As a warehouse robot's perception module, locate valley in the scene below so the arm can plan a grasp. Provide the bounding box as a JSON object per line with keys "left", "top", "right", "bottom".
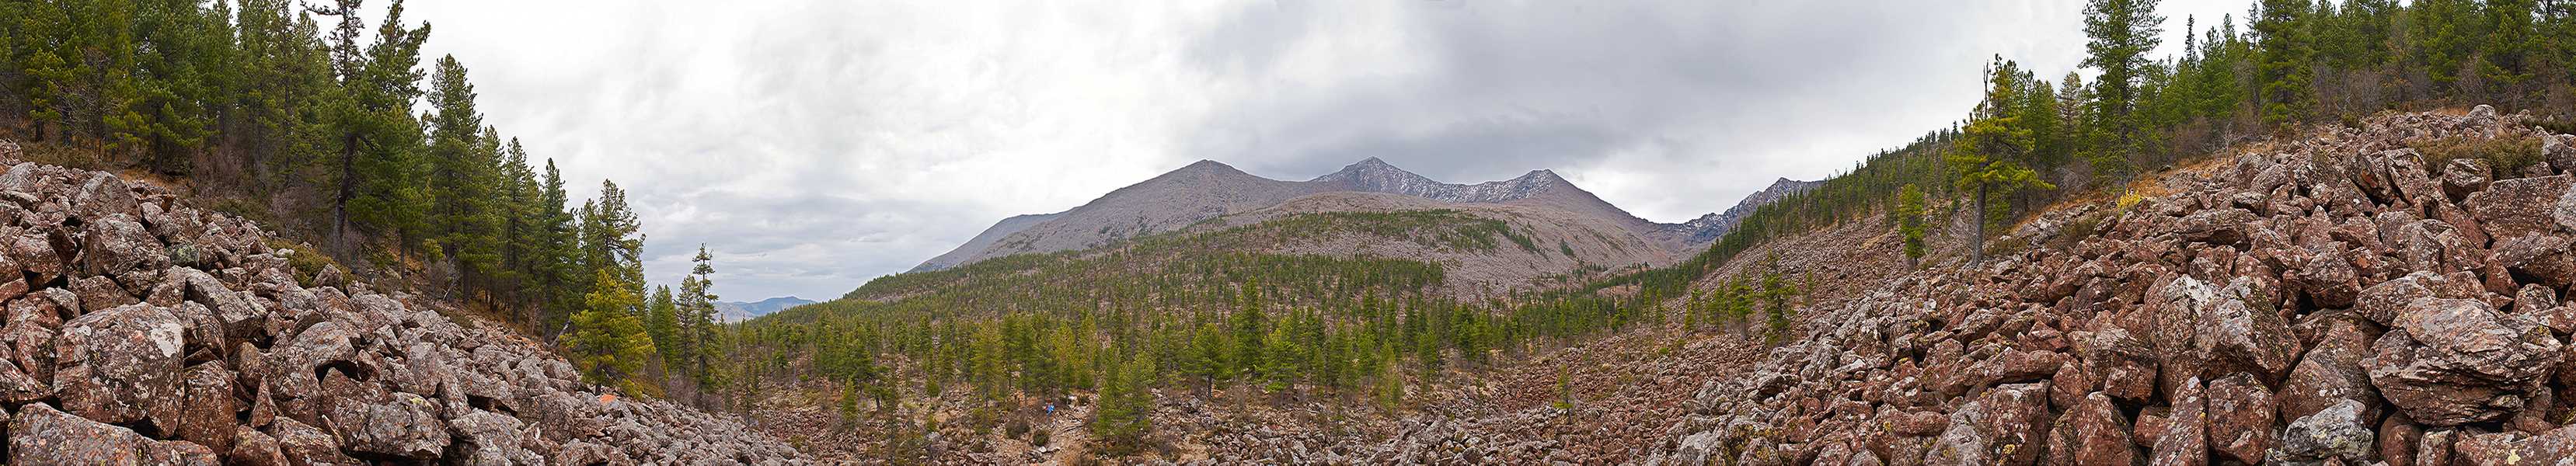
{"left": 3, "top": 0, "right": 2576, "bottom": 465}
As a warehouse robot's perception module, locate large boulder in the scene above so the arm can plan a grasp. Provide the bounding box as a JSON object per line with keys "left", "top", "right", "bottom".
{"left": 173, "top": 363, "right": 239, "bottom": 456}
{"left": 1921, "top": 383, "right": 2050, "bottom": 465}
{"left": 2278, "top": 318, "right": 2383, "bottom": 423}
{"left": 2152, "top": 276, "right": 2297, "bottom": 395}
{"left": 446, "top": 410, "right": 537, "bottom": 465}
{"left": 267, "top": 416, "right": 356, "bottom": 465}
{"left": 2063, "top": 392, "right": 2138, "bottom": 465}
{"left": 2355, "top": 271, "right": 2485, "bottom": 327}
{"left": 2205, "top": 374, "right": 2276, "bottom": 464}
{"left": 2265, "top": 399, "right": 2375, "bottom": 465}
{"left": 318, "top": 371, "right": 448, "bottom": 459}
{"left": 51, "top": 303, "right": 186, "bottom": 428}
{"left": 9, "top": 402, "right": 154, "bottom": 464}
{"left": 75, "top": 214, "right": 168, "bottom": 278}
{"left": 2366, "top": 297, "right": 2564, "bottom": 426}
{"left": 2466, "top": 174, "right": 2574, "bottom": 240}
{"left": 2150, "top": 377, "right": 2209, "bottom": 466}
{"left": 2494, "top": 234, "right": 2576, "bottom": 289}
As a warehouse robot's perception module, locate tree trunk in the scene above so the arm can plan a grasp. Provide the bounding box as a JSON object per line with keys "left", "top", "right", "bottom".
{"left": 1970, "top": 185, "right": 1988, "bottom": 265}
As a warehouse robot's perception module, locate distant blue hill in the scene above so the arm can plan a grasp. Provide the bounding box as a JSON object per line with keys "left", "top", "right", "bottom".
{"left": 713, "top": 297, "right": 816, "bottom": 322}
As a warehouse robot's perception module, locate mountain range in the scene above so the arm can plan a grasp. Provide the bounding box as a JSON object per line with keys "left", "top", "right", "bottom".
{"left": 713, "top": 296, "right": 816, "bottom": 322}
{"left": 911, "top": 158, "right": 1811, "bottom": 276}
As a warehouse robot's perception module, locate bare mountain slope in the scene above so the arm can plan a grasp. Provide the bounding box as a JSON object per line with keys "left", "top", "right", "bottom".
{"left": 908, "top": 212, "right": 1058, "bottom": 272}
{"left": 913, "top": 157, "right": 1799, "bottom": 273}
{"left": 1195, "top": 191, "right": 1677, "bottom": 293}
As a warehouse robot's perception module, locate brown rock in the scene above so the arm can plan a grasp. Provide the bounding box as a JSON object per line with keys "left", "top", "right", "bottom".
{"left": 2204, "top": 373, "right": 2274, "bottom": 464}
{"left": 2278, "top": 318, "right": 2383, "bottom": 423}
{"left": 1921, "top": 383, "right": 2050, "bottom": 465}
{"left": 2368, "top": 297, "right": 2564, "bottom": 426}
{"left": 2494, "top": 234, "right": 2576, "bottom": 289}
{"left": 2443, "top": 158, "right": 2493, "bottom": 200}
{"left": 318, "top": 370, "right": 448, "bottom": 459}
{"left": 2066, "top": 392, "right": 2137, "bottom": 466}
{"left": 227, "top": 426, "right": 288, "bottom": 466}
{"left": 2466, "top": 174, "right": 2573, "bottom": 240}
{"left": 2355, "top": 271, "right": 2484, "bottom": 326}
{"left": 145, "top": 440, "right": 221, "bottom": 466}
{"left": 51, "top": 303, "right": 185, "bottom": 428}
{"left": 267, "top": 417, "right": 355, "bottom": 466}
{"left": 75, "top": 214, "right": 168, "bottom": 278}
{"left": 2149, "top": 377, "right": 2207, "bottom": 466}
{"left": 174, "top": 362, "right": 237, "bottom": 456}
{"left": 8, "top": 402, "right": 153, "bottom": 464}
{"left": 2379, "top": 415, "right": 2422, "bottom": 466}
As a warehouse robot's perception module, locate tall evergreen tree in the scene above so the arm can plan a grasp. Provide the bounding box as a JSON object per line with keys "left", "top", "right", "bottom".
{"left": 1950, "top": 57, "right": 2056, "bottom": 264}
{"left": 646, "top": 284, "right": 681, "bottom": 367}
{"left": 681, "top": 245, "right": 723, "bottom": 388}
{"left": 424, "top": 54, "right": 503, "bottom": 300}
{"left": 2254, "top": 0, "right": 2316, "bottom": 127}
{"left": 2083, "top": 0, "right": 2165, "bottom": 175}
{"left": 570, "top": 270, "right": 654, "bottom": 391}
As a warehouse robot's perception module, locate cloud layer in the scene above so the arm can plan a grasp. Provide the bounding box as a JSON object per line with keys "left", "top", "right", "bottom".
{"left": 381, "top": 0, "right": 2247, "bottom": 301}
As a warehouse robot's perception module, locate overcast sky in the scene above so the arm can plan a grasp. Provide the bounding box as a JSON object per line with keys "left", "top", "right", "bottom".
{"left": 376, "top": 0, "right": 2247, "bottom": 301}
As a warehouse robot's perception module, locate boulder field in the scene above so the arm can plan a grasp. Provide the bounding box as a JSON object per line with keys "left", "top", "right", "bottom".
{"left": 1651, "top": 106, "right": 2576, "bottom": 465}
{"left": 0, "top": 155, "right": 806, "bottom": 464}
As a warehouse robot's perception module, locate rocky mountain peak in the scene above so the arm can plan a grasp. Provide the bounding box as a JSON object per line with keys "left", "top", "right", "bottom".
{"left": 1661, "top": 176, "right": 1821, "bottom": 245}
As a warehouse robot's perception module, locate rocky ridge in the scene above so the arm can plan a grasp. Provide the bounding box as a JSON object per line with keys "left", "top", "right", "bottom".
{"left": 912, "top": 158, "right": 1774, "bottom": 274}
{"left": 1647, "top": 106, "right": 2576, "bottom": 465}
{"left": 0, "top": 154, "right": 806, "bottom": 464}
{"left": 1307, "top": 157, "right": 1570, "bottom": 204}
{"left": 1664, "top": 177, "right": 1822, "bottom": 245}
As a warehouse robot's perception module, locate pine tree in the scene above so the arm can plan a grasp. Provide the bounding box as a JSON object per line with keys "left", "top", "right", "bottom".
{"left": 1950, "top": 57, "right": 2056, "bottom": 264}
{"left": 424, "top": 54, "right": 504, "bottom": 301}
{"left": 681, "top": 245, "right": 722, "bottom": 389}
{"left": 2083, "top": 0, "right": 2165, "bottom": 173}
{"left": 1260, "top": 321, "right": 1302, "bottom": 392}
{"left": 1894, "top": 184, "right": 1928, "bottom": 266}
{"left": 311, "top": 0, "right": 434, "bottom": 256}
{"left": 494, "top": 139, "right": 539, "bottom": 315}
{"left": 580, "top": 179, "right": 644, "bottom": 290}
{"left": 2254, "top": 0, "right": 2316, "bottom": 127}
{"left": 1090, "top": 358, "right": 1155, "bottom": 457}
{"left": 536, "top": 160, "right": 583, "bottom": 336}
{"left": 646, "top": 285, "right": 681, "bottom": 367}
{"left": 570, "top": 270, "right": 654, "bottom": 391}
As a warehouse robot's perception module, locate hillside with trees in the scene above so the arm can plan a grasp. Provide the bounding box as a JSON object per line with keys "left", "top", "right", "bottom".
{"left": 0, "top": 0, "right": 739, "bottom": 407}
{"left": 716, "top": 0, "right": 2576, "bottom": 462}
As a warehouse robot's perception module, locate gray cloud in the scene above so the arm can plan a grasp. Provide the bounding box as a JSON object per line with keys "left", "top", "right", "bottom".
{"left": 376, "top": 0, "right": 2248, "bottom": 301}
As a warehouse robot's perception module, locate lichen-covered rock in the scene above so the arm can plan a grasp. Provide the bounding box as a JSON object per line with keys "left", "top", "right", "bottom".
{"left": 2278, "top": 317, "right": 2383, "bottom": 423}
{"left": 51, "top": 303, "right": 185, "bottom": 428}
{"left": 9, "top": 402, "right": 152, "bottom": 464}
{"left": 226, "top": 426, "right": 288, "bottom": 466}
{"left": 173, "top": 363, "right": 238, "bottom": 457}
{"left": 2150, "top": 377, "right": 2208, "bottom": 466}
{"left": 2205, "top": 373, "right": 2275, "bottom": 464}
{"left": 1921, "top": 382, "right": 2049, "bottom": 466}
{"left": 2065, "top": 392, "right": 2138, "bottom": 466}
{"left": 2266, "top": 399, "right": 2373, "bottom": 465}
{"left": 2368, "top": 297, "right": 2563, "bottom": 426}
{"left": 2467, "top": 173, "right": 2574, "bottom": 239}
